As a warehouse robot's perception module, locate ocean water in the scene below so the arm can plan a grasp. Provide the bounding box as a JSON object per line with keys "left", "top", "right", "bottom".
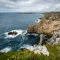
{"left": 0, "top": 13, "right": 41, "bottom": 52}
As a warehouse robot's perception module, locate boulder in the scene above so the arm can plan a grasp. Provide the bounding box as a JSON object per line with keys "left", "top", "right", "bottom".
{"left": 8, "top": 31, "right": 17, "bottom": 35}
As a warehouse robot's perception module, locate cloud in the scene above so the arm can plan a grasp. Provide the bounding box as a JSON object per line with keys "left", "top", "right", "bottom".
{"left": 0, "top": 0, "right": 60, "bottom": 12}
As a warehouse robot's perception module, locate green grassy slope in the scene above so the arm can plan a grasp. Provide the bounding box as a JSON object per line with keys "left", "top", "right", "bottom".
{"left": 0, "top": 44, "right": 60, "bottom": 60}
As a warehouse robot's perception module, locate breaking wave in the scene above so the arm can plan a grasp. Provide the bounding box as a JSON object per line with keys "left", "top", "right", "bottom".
{"left": 0, "top": 47, "right": 12, "bottom": 52}
{"left": 4, "top": 29, "right": 27, "bottom": 38}
{"left": 21, "top": 44, "right": 34, "bottom": 51}
{"left": 0, "top": 29, "right": 39, "bottom": 53}
{"left": 21, "top": 44, "right": 49, "bottom": 56}
{"left": 35, "top": 18, "right": 41, "bottom": 23}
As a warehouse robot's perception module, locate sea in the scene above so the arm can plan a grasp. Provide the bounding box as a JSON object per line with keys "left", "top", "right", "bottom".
{"left": 0, "top": 13, "right": 42, "bottom": 52}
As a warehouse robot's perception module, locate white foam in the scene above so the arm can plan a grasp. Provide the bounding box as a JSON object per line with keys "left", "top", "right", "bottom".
{"left": 35, "top": 19, "right": 41, "bottom": 23}
{"left": 21, "top": 44, "right": 49, "bottom": 56}
{"left": 0, "top": 47, "right": 11, "bottom": 53}
{"left": 21, "top": 44, "right": 34, "bottom": 51}
{"left": 27, "top": 33, "right": 38, "bottom": 36}
{"left": 4, "top": 29, "right": 27, "bottom": 38}
{"left": 33, "top": 45, "right": 49, "bottom": 56}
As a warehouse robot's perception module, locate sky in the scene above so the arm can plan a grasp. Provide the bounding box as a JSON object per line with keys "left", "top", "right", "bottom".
{"left": 0, "top": 0, "right": 60, "bottom": 12}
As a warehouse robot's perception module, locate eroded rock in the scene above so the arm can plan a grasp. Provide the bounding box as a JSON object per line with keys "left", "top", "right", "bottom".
{"left": 48, "top": 30, "right": 60, "bottom": 45}
{"left": 28, "top": 12, "right": 60, "bottom": 35}
{"left": 8, "top": 31, "right": 17, "bottom": 35}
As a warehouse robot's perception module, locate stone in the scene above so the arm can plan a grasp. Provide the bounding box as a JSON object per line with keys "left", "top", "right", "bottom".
{"left": 8, "top": 31, "right": 17, "bottom": 35}
{"left": 48, "top": 30, "right": 60, "bottom": 45}
{"left": 40, "top": 34, "right": 45, "bottom": 45}
{"left": 27, "top": 12, "right": 60, "bottom": 35}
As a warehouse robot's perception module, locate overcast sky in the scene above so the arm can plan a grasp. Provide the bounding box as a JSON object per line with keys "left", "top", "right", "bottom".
{"left": 0, "top": 0, "right": 60, "bottom": 12}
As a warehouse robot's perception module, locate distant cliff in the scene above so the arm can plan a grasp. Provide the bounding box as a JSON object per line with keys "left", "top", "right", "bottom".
{"left": 27, "top": 12, "right": 60, "bottom": 35}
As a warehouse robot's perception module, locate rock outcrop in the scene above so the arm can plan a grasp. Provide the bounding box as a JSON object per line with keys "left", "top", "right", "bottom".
{"left": 28, "top": 12, "right": 60, "bottom": 45}
{"left": 42, "top": 12, "right": 60, "bottom": 21}
{"left": 28, "top": 12, "right": 60, "bottom": 35}
{"left": 8, "top": 31, "right": 17, "bottom": 35}
{"left": 48, "top": 30, "right": 60, "bottom": 45}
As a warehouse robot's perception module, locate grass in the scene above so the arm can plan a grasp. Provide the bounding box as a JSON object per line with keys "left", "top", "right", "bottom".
{"left": 0, "top": 44, "right": 60, "bottom": 60}
{"left": 46, "top": 44, "right": 60, "bottom": 60}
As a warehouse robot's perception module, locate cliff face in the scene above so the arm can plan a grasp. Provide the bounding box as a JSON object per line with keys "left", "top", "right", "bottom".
{"left": 48, "top": 30, "right": 60, "bottom": 45}
{"left": 28, "top": 12, "right": 60, "bottom": 35}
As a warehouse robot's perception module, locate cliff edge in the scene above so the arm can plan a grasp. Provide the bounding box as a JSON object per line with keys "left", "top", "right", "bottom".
{"left": 27, "top": 12, "right": 60, "bottom": 35}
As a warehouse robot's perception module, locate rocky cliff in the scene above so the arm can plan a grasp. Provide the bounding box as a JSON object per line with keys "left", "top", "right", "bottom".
{"left": 28, "top": 12, "right": 60, "bottom": 35}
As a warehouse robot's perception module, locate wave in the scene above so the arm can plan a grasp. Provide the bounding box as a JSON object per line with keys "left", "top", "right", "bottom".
{"left": 0, "top": 47, "right": 12, "bottom": 52}
{"left": 20, "top": 44, "right": 49, "bottom": 56}
{"left": 27, "top": 33, "right": 38, "bottom": 36}
{"left": 0, "top": 44, "right": 49, "bottom": 56}
{"left": 35, "top": 18, "right": 41, "bottom": 23}
{"left": 21, "top": 44, "right": 34, "bottom": 51}
{"left": 4, "top": 29, "right": 27, "bottom": 39}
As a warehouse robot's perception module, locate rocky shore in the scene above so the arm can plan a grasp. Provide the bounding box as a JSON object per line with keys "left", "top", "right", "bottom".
{"left": 0, "top": 12, "right": 60, "bottom": 60}
{"left": 27, "top": 12, "right": 60, "bottom": 45}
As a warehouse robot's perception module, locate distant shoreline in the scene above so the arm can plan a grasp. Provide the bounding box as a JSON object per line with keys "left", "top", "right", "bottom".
{"left": 0, "top": 11, "right": 60, "bottom": 14}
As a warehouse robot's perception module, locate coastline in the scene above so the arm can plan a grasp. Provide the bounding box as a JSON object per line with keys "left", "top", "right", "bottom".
{"left": 0, "top": 12, "right": 60, "bottom": 60}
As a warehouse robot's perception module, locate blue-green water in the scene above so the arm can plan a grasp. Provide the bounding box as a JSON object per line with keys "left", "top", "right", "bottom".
{"left": 0, "top": 13, "right": 41, "bottom": 52}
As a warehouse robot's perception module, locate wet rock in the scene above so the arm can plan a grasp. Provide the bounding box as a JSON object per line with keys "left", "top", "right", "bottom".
{"left": 8, "top": 31, "right": 17, "bottom": 35}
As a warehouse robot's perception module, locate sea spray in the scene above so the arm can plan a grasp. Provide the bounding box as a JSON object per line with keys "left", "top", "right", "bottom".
{"left": 4, "top": 29, "right": 27, "bottom": 38}
{"left": 21, "top": 44, "right": 49, "bottom": 56}
{"left": 0, "top": 47, "right": 11, "bottom": 52}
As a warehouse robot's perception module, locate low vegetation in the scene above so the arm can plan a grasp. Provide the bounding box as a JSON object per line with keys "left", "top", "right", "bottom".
{"left": 0, "top": 44, "right": 60, "bottom": 60}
